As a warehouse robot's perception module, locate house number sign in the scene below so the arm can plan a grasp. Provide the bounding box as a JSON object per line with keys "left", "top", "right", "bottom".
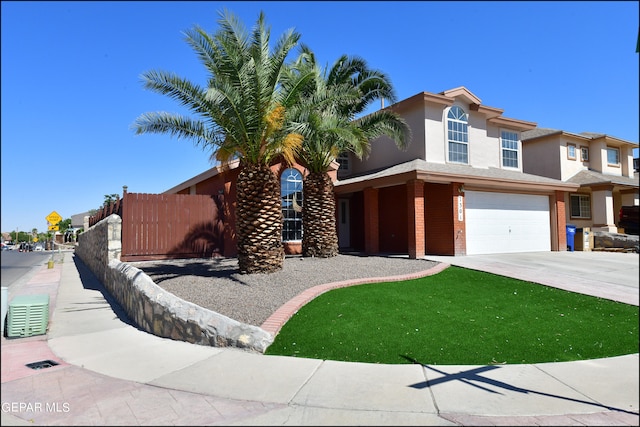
{"left": 458, "top": 196, "right": 463, "bottom": 222}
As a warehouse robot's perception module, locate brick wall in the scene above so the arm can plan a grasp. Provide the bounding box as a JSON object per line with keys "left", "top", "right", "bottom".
{"left": 363, "top": 187, "right": 379, "bottom": 254}
{"left": 424, "top": 183, "right": 455, "bottom": 255}
{"left": 379, "top": 185, "right": 408, "bottom": 253}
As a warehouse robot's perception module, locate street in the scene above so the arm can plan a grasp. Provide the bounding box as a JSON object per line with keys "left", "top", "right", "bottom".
{"left": 1, "top": 250, "right": 51, "bottom": 294}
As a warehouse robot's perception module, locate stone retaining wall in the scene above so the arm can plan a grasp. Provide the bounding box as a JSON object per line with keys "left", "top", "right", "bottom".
{"left": 593, "top": 231, "right": 639, "bottom": 252}
{"left": 76, "top": 214, "right": 273, "bottom": 353}
{"left": 76, "top": 214, "right": 121, "bottom": 285}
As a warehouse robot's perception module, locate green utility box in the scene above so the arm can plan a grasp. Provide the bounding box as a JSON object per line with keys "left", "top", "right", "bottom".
{"left": 7, "top": 294, "right": 50, "bottom": 338}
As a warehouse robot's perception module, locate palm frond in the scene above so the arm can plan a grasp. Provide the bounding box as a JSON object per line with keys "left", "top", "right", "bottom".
{"left": 132, "top": 111, "right": 221, "bottom": 148}
{"left": 286, "top": 46, "right": 408, "bottom": 173}
{"left": 353, "top": 110, "right": 411, "bottom": 151}
{"left": 140, "top": 70, "right": 211, "bottom": 117}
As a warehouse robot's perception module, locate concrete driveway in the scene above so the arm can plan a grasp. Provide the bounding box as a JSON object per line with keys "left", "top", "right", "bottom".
{"left": 423, "top": 251, "right": 639, "bottom": 306}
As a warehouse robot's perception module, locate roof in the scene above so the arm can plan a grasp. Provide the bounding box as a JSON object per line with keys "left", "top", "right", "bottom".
{"left": 567, "top": 169, "right": 639, "bottom": 188}
{"left": 163, "top": 158, "right": 341, "bottom": 195}
{"left": 387, "top": 87, "right": 536, "bottom": 131}
{"left": 164, "top": 159, "right": 241, "bottom": 194}
{"left": 71, "top": 212, "right": 91, "bottom": 229}
{"left": 521, "top": 128, "right": 563, "bottom": 139}
{"left": 522, "top": 128, "right": 638, "bottom": 147}
{"left": 579, "top": 132, "right": 606, "bottom": 138}
{"left": 334, "top": 158, "right": 578, "bottom": 193}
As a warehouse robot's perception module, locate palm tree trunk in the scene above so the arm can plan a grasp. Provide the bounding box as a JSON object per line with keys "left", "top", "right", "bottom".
{"left": 236, "top": 163, "right": 284, "bottom": 273}
{"left": 302, "top": 172, "right": 339, "bottom": 257}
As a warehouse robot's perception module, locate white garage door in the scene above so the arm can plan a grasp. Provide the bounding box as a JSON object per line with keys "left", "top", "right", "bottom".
{"left": 465, "top": 191, "right": 551, "bottom": 255}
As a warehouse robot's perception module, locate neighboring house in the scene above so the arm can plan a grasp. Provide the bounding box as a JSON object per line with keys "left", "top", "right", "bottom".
{"left": 60, "top": 211, "right": 91, "bottom": 241}
{"left": 521, "top": 129, "right": 639, "bottom": 233}
{"left": 334, "top": 87, "right": 578, "bottom": 257}
{"left": 71, "top": 212, "right": 90, "bottom": 230}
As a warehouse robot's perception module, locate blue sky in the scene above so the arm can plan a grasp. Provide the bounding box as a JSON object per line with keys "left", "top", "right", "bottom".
{"left": 2, "top": 1, "right": 638, "bottom": 234}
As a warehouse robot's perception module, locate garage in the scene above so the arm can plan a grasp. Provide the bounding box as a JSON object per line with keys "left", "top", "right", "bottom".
{"left": 465, "top": 191, "right": 551, "bottom": 255}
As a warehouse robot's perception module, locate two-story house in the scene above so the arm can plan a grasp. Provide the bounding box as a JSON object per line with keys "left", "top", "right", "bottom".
{"left": 521, "top": 129, "right": 639, "bottom": 233}
{"left": 334, "top": 87, "right": 578, "bottom": 257}
{"left": 160, "top": 86, "right": 585, "bottom": 259}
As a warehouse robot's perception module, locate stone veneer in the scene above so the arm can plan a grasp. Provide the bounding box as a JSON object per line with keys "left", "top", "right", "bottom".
{"left": 76, "top": 214, "right": 273, "bottom": 353}
{"left": 593, "top": 231, "right": 639, "bottom": 252}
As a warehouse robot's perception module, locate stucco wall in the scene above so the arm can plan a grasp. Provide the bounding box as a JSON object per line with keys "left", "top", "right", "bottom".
{"left": 351, "top": 106, "right": 426, "bottom": 175}
{"left": 76, "top": 214, "right": 273, "bottom": 353}
{"left": 352, "top": 98, "right": 528, "bottom": 176}
{"left": 621, "top": 146, "right": 635, "bottom": 178}
{"left": 467, "top": 106, "right": 496, "bottom": 169}
{"left": 424, "top": 103, "right": 447, "bottom": 164}
{"left": 562, "top": 139, "right": 589, "bottom": 180}
{"left": 522, "top": 137, "right": 562, "bottom": 180}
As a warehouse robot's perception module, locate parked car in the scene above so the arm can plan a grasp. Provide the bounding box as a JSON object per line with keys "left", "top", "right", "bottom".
{"left": 18, "top": 242, "right": 33, "bottom": 252}
{"left": 34, "top": 243, "right": 44, "bottom": 251}
{"left": 619, "top": 205, "right": 639, "bottom": 235}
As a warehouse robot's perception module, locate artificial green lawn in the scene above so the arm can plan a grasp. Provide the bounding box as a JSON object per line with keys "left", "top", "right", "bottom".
{"left": 265, "top": 266, "right": 639, "bottom": 365}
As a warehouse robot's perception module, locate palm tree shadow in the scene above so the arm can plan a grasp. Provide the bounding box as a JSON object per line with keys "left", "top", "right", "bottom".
{"left": 130, "top": 258, "right": 252, "bottom": 287}
{"left": 400, "top": 355, "right": 638, "bottom": 416}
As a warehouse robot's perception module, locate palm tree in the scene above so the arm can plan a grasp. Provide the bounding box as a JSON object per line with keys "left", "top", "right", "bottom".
{"left": 290, "top": 46, "right": 411, "bottom": 257}
{"left": 132, "top": 9, "right": 308, "bottom": 273}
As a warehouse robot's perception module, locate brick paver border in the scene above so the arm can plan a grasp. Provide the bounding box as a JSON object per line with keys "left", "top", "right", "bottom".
{"left": 260, "top": 262, "right": 451, "bottom": 336}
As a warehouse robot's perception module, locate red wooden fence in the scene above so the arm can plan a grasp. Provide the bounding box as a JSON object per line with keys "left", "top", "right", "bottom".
{"left": 89, "top": 197, "right": 123, "bottom": 227}
{"left": 89, "top": 192, "right": 226, "bottom": 262}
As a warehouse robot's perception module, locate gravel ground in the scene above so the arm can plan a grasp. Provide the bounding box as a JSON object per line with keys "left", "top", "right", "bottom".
{"left": 130, "top": 254, "right": 440, "bottom": 327}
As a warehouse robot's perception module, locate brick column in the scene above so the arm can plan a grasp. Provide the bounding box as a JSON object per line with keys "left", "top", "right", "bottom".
{"left": 453, "top": 183, "right": 466, "bottom": 255}
{"left": 407, "top": 180, "right": 425, "bottom": 259}
{"left": 363, "top": 187, "right": 379, "bottom": 255}
{"left": 555, "top": 190, "right": 566, "bottom": 251}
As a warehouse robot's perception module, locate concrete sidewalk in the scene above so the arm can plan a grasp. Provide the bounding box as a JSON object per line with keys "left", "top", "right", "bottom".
{"left": 1, "top": 251, "right": 638, "bottom": 426}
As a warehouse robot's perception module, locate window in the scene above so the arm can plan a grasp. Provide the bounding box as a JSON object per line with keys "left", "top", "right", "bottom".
{"left": 567, "top": 144, "right": 576, "bottom": 160}
{"left": 281, "top": 168, "right": 303, "bottom": 241}
{"left": 337, "top": 152, "right": 350, "bottom": 172}
{"left": 580, "top": 146, "right": 589, "bottom": 162}
{"left": 570, "top": 194, "right": 591, "bottom": 219}
{"left": 501, "top": 131, "right": 519, "bottom": 168}
{"left": 447, "top": 106, "right": 468, "bottom": 164}
{"left": 606, "top": 147, "right": 619, "bottom": 165}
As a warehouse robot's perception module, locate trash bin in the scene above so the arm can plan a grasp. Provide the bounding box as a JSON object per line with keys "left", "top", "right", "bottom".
{"left": 575, "top": 227, "right": 593, "bottom": 251}
{"left": 566, "top": 224, "right": 576, "bottom": 252}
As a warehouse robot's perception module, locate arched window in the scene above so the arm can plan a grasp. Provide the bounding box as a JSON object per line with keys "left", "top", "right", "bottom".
{"left": 281, "top": 168, "right": 303, "bottom": 241}
{"left": 447, "top": 106, "right": 468, "bottom": 164}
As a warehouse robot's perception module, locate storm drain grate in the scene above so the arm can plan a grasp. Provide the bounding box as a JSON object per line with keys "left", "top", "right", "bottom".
{"left": 26, "top": 360, "right": 59, "bottom": 370}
